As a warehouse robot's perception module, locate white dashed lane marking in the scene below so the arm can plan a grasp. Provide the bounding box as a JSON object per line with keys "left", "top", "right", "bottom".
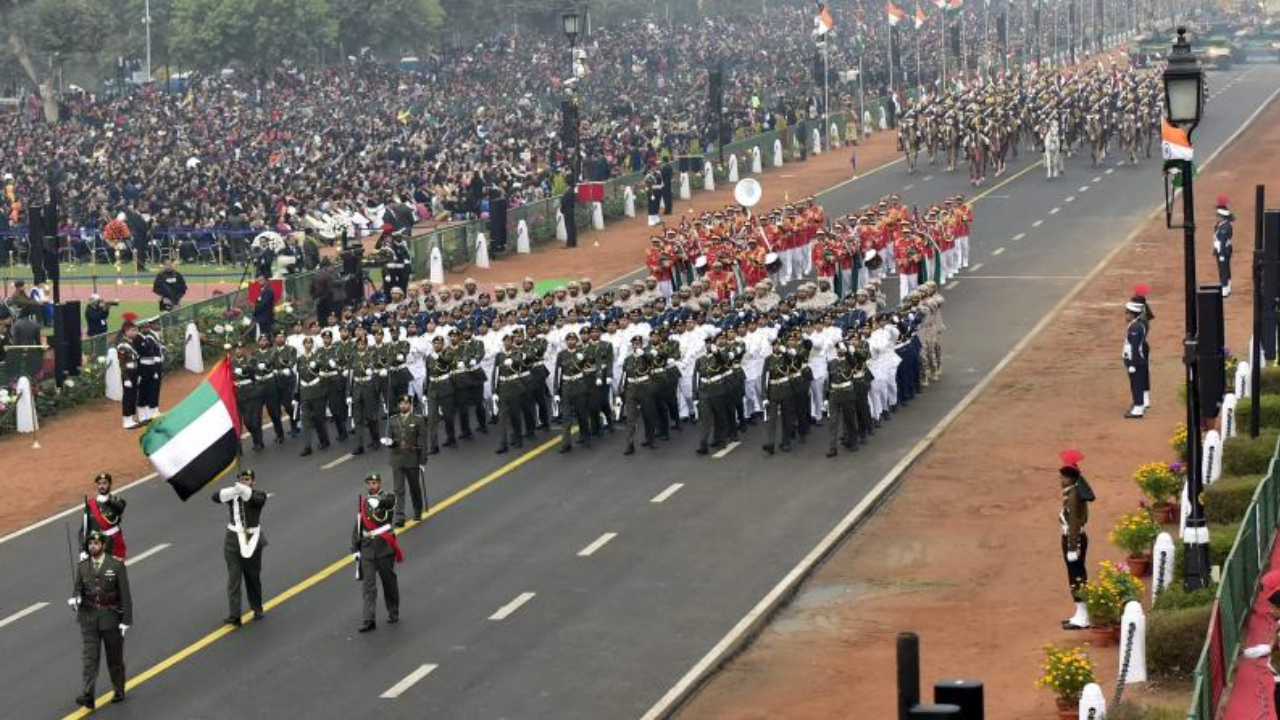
{"left": 992, "top": 247, "right": 1006, "bottom": 256}
{"left": 713, "top": 441, "right": 741, "bottom": 458}
{"left": 0, "top": 602, "right": 48, "bottom": 629}
{"left": 1049, "top": 207, "right": 1060, "bottom": 215}
{"left": 1012, "top": 233, "right": 1026, "bottom": 241}
{"left": 380, "top": 664, "right": 439, "bottom": 699}
{"left": 969, "top": 263, "right": 985, "bottom": 272}
{"left": 125, "top": 543, "right": 171, "bottom": 567}
{"left": 489, "top": 592, "right": 536, "bottom": 621}
{"left": 1032, "top": 219, "right": 1044, "bottom": 227}
{"left": 577, "top": 533, "right": 618, "bottom": 557}
{"left": 321, "top": 454, "right": 354, "bottom": 470}
{"left": 651, "top": 483, "right": 685, "bottom": 503}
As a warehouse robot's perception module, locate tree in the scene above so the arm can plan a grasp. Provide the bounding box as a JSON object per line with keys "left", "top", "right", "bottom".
{"left": 334, "top": 0, "right": 444, "bottom": 58}
{"left": 169, "top": 0, "right": 337, "bottom": 71}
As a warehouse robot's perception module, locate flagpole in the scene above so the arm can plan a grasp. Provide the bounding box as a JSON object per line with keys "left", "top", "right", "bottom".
{"left": 983, "top": 0, "right": 990, "bottom": 79}
{"left": 888, "top": 24, "right": 896, "bottom": 101}
{"left": 823, "top": 38, "right": 830, "bottom": 149}
{"left": 916, "top": 24, "right": 922, "bottom": 90}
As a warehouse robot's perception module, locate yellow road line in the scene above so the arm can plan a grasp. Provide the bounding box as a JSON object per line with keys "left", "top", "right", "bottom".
{"left": 63, "top": 435, "right": 562, "bottom": 719}
{"left": 970, "top": 160, "right": 1044, "bottom": 205}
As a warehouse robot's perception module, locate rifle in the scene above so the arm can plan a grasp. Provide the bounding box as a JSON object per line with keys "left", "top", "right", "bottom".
{"left": 64, "top": 521, "right": 78, "bottom": 611}
{"left": 353, "top": 496, "right": 363, "bottom": 581}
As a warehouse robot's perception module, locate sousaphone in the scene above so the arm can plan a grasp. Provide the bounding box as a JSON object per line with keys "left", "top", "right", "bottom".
{"left": 734, "top": 178, "right": 762, "bottom": 208}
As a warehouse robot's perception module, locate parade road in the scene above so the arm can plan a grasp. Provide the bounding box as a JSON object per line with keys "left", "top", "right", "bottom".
{"left": 3, "top": 64, "right": 1277, "bottom": 720}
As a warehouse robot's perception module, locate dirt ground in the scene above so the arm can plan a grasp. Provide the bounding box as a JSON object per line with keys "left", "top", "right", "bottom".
{"left": 679, "top": 92, "right": 1280, "bottom": 720}
{"left": 0, "top": 130, "right": 904, "bottom": 538}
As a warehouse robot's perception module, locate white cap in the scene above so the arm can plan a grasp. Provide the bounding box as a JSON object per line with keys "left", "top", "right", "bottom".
{"left": 1125, "top": 301, "right": 1145, "bottom": 313}
{"left": 1217, "top": 207, "right": 1231, "bottom": 217}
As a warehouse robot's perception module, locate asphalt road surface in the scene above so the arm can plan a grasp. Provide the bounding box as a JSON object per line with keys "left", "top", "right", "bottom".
{"left": 3, "top": 64, "right": 1278, "bottom": 720}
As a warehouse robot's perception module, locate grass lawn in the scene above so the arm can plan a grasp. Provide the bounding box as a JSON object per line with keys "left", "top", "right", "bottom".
{"left": 1, "top": 261, "right": 247, "bottom": 286}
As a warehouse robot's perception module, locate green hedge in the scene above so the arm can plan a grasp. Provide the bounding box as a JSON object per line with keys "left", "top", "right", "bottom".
{"left": 1262, "top": 366, "right": 1280, "bottom": 394}
{"left": 1205, "top": 474, "right": 1264, "bottom": 525}
{"left": 1152, "top": 583, "right": 1218, "bottom": 611}
{"left": 1234, "top": 395, "right": 1280, "bottom": 428}
{"left": 1147, "top": 604, "right": 1214, "bottom": 680}
{"left": 1223, "top": 429, "right": 1280, "bottom": 476}
{"left": 1209, "top": 521, "right": 1241, "bottom": 567}
{"left": 1107, "top": 703, "right": 1191, "bottom": 720}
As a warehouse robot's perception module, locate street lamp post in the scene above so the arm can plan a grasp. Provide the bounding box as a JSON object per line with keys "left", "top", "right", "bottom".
{"left": 143, "top": 0, "right": 153, "bottom": 83}
{"left": 562, "top": 10, "right": 582, "bottom": 183}
{"left": 1162, "top": 26, "right": 1209, "bottom": 591}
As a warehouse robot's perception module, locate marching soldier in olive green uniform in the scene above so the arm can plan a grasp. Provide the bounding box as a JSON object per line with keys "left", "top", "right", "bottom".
{"left": 761, "top": 341, "right": 798, "bottom": 455}
{"left": 317, "top": 330, "right": 351, "bottom": 442}
{"left": 272, "top": 330, "right": 300, "bottom": 437}
{"left": 385, "top": 329, "right": 413, "bottom": 414}
{"left": 81, "top": 472, "right": 127, "bottom": 560}
{"left": 385, "top": 395, "right": 429, "bottom": 526}
{"left": 350, "top": 336, "right": 385, "bottom": 455}
{"left": 825, "top": 342, "right": 865, "bottom": 457}
{"left": 453, "top": 328, "right": 489, "bottom": 438}
{"left": 425, "top": 336, "right": 458, "bottom": 452}
{"left": 651, "top": 328, "right": 682, "bottom": 439}
{"left": 232, "top": 342, "right": 266, "bottom": 452}
{"left": 212, "top": 469, "right": 267, "bottom": 625}
{"left": 492, "top": 334, "right": 527, "bottom": 454}
{"left": 297, "top": 336, "right": 332, "bottom": 456}
{"left": 251, "top": 334, "right": 286, "bottom": 445}
{"left": 621, "top": 335, "right": 660, "bottom": 455}
{"left": 555, "top": 332, "right": 595, "bottom": 453}
{"left": 588, "top": 326, "right": 615, "bottom": 434}
{"left": 694, "top": 338, "right": 728, "bottom": 454}
{"left": 352, "top": 473, "right": 402, "bottom": 632}
{"left": 71, "top": 530, "right": 133, "bottom": 709}
{"left": 523, "top": 328, "right": 553, "bottom": 429}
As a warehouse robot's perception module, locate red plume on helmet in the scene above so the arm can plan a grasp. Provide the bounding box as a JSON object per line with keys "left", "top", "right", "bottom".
{"left": 1133, "top": 283, "right": 1150, "bottom": 298}
{"left": 122, "top": 311, "right": 139, "bottom": 323}
{"left": 1059, "top": 449, "right": 1084, "bottom": 472}
{"left": 1216, "top": 194, "right": 1229, "bottom": 208}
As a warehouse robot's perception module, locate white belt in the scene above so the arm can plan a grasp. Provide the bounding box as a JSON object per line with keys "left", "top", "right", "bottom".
{"left": 386, "top": 263, "right": 405, "bottom": 269}
{"left": 562, "top": 373, "right": 583, "bottom": 381}
{"left": 300, "top": 379, "right": 320, "bottom": 387}
{"left": 228, "top": 524, "right": 260, "bottom": 533}
{"left": 363, "top": 523, "right": 392, "bottom": 539}
{"left": 832, "top": 381, "right": 853, "bottom": 389}
{"left": 235, "top": 381, "right": 253, "bottom": 387}
{"left": 140, "top": 358, "right": 160, "bottom": 365}
{"left": 100, "top": 525, "right": 120, "bottom": 537}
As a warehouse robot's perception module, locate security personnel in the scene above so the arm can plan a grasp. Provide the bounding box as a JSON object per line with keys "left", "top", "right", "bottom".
{"left": 384, "top": 395, "right": 428, "bottom": 526}
{"left": 555, "top": 332, "right": 594, "bottom": 453}
{"left": 350, "top": 336, "right": 385, "bottom": 455}
{"left": 352, "top": 473, "right": 402, "bottom": 633}
{"left": 1058, "top": 449, "right": 1094, "bottom": 630}
{"left": 425, "top": 335, "right": 458, "bottom": 452}
{"left": 117, "top": 321, "right": 142, "bottom": 429}
{"left": 251, "top": 334, "right": 285, "bottom": 444}
{"left": 70, "top": 530, "right": 133, "bottom": 709}
{"left": 272, "top": 330, "right": 300, "bottom": 437}
{"left": 1123, "top": 295, "right": 1149, "bottom": 419}
{"left": 621, "top": 335, "right": 659, "bottom": 455}
{"left": 297, "top": 336, "right": 331, "bottom": 456}
{"left": 492, "top": 334, "right": 527, "bottom": 454}
{"left": 212, "top": 469, "right": 267, "bottom": 625}
{"left": 81, "top": 472, "right": 127, "bottom": 560}
{"left": 232, "top": 342, "right": 266, "bottom": 451}
{"left": 1213, "top": 195, "right": 1233, "bottom": 297}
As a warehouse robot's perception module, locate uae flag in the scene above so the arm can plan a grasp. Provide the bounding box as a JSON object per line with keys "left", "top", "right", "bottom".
{"left": 141, "top": 359, "right": 241, "bottom": 501}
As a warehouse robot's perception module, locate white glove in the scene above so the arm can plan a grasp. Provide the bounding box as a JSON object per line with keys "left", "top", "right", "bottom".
{"left": 67, "top": 597, "right": 80, "bottom": 610}
{"left": 365, "top": 369, "right": 374, "bottom": 378}
{"left": 257, "top": 363, "right": 267, "bottom": 370}
{"left": 79, "top": 551, "right": 88, "bottom": 561}
{"left": 309, "top": 361, "right": 318, "bottom": 370}
{"left": 456, "top": 361, "right": 465, "bottom": 370}
{"left": 237, "top": 483, "right": 252, "bottom": 499}
{"left": 282, "top": 368, "right": 292, "bottom": 376}
{"left": 329, "top": 359, "right": 338, "bottom": 368}
{"left": 504, "top": 358, "right": 513, "bottom": 367}
{"left": 1066, "top": 551, "right": 1079, "bottom": 562}
{"left": 380, "top": 437, "right": 394, "bottom": 447}
{"left": 234, "top": 368, "right": 243, "bottom": 376}
{"left": 1244, "top": 644, "right": 1272, "bottom": 659}
{"left": 123, "top": 380, "right": 133, "bottom": 388}
{"left": 118, "top": 624, "right": 129, "bottom": 637}
{"left": 596, "top": 378, "right": 603, "bottom": 386}
{"left": 352, "top": 552, "right": 360, "bottom": 563}
{"left": 368, "top": 498, "right": 380, "bottom": 509}
{"left": 1127, "top": 366, "right": 1136, "bottom": 374}
{"left": 96, "top": 494, "right": 110, "bottom": 503}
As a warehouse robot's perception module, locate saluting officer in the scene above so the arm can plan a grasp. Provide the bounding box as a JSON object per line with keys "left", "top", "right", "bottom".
{"left": 1123, "top": 294, "right": 1149, "bottom": 419}
{"left": 384, "top": 394, "right": 429, "bottom": 526}
{"left": 352, "top": 473, "right": 403, "bottom": 633}
{"left": 81, "top": 472, "right": 127, "bottom": 560}
{"left": 212, "top": 469, "right": 267, "bottom": 625}
{"left": 70, "top": 530, "right": 133, "bottom": 709}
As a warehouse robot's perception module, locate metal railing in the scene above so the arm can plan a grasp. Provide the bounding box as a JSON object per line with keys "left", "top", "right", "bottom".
{"left": 1188, "top": 433, "right": 1280, "bottom": 718}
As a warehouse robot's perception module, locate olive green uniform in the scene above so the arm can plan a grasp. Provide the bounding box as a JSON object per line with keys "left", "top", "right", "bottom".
{"left": 73, "top": 554, "right": 133, "bottom": 701}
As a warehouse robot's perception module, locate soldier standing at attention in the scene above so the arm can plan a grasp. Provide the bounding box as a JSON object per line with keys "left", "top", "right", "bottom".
{"left": 81, "top": 472, "right": 127, "bottom": 560}
{"left": 1123, "top": 294, "right": 1149, "bottom": 419}
{"left": 212, "top": 469, "right": 267, "bottom": 626}
{"left": 135, "top": 320, "right": 164, "bottom": 423}
{"left": 1058, "top": 449, "right": 1094, "bottom": 630}
{"left": 385, "top": 395, "right": 429, "bottom": 526}
{"left": 1213, "top": 194, "right": 1234, "bottom": 298}
{"left": 352, "top": 473, "right": 402, "bottom": 633}
{"left": 297, "top": 336, "right": 331, "bottom": 456}
{"left": 232, "top": 342, "right": 266, "bottom": 452}
{"left": 117, "top": 320, "right": 142, "bottom": 429}
{"left": 70, "top": 530, "right": 133, "bottom": 709}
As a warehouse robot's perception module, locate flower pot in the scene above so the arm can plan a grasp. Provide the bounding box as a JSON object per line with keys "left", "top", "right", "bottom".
{"left": 1127, "top": 553, "right": 1152, "bottom": 577}
{"left": 1088, "top": 624, "right": 1113, "bottom": 647}
{"left": 1112, "top": 623, "right": 1123, "bottom": 642}
{"left": 1154, "top": 501, "right": 1179, "bottom": 524}
{"left": 1056, "top": 697, "right": 1078, "bottom": 719}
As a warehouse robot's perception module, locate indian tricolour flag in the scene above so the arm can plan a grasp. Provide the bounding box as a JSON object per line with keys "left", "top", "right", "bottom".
{"left": 141, "top": 359, "right": 241, "bottom": 501}
{"left": 1161, "top": 120, "right": 1193, "bottom": 161}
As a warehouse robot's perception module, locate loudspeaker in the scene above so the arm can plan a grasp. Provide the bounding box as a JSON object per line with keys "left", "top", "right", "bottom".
{"left": 934, "top": 679, "right": 984, "bottom": 720}
{"left": 1262, "top": 209, "right": 1280, "bottom": 360}
{"left": 488, "top": 196, "right": 508, "bottom": 252}
{"left": 949, "top": 24, "right": 961, "bottom": 57}
{"left": 1197, "top": 284, "right": 1225, "bottom": 419}
{"left": 54, "top": 300, "right": 83, "bottom": 380}
{"left": 560, "top": 100, "right": 579, "bottom": 148}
